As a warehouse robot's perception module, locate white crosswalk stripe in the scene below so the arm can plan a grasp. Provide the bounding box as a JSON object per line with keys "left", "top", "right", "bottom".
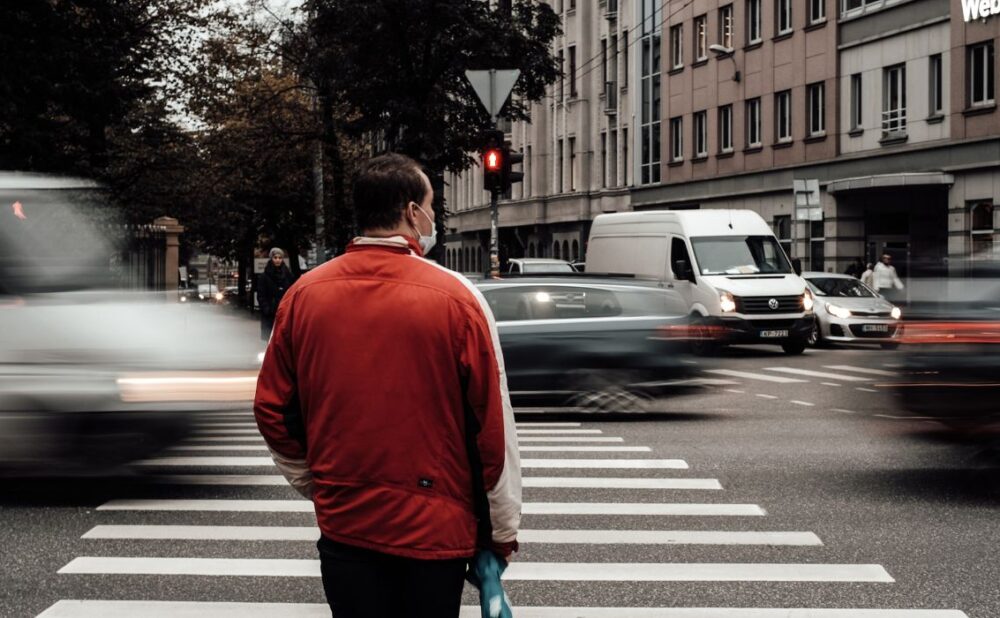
{"left": 81, "top": 525, "right": 818, "bottom": 545}
{"left": 167, "top": 444, "right": 651, "bottom": 453}
{"left": 34, "top": 600, "right": 971, "bottom": 618}
{"left": 703, "top": 369, "right": 808, "bottom": 383}
{"left": 154, "top": 475, "right": 721, "bottom": 489}
{"left": 764, "top": 367, "right": 871, "bottom": 381}
{"left": 138, "top": 456, "right": 688, "bottom": 469}
{"left": 56, "top": 557, "right": 891, "bottom": 581}
{"left": 96, "top": 499, "right": 764, "bottom": 516}
{"left": 824, "top": 364, "right": 897, "bottom": 377}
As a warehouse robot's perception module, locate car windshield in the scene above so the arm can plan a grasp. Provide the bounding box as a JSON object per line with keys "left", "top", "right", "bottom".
{"left": 690, "top": 235, "right": 793, "bottom": 275}
{"left": 807, "top": 277, "right": 877, "bottom": 298}
{"left": 523, "top": 262, "right": 575, "bottom": 273}
{"left": 481, "top": 285, "right": 671, "bottom": 321}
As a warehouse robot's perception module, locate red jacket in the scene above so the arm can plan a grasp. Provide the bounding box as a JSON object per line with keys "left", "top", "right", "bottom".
{"left": 254, "top": 236, "right": 521, "bottom": 560}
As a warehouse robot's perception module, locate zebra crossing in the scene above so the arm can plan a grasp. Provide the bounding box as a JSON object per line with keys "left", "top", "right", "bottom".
{"left": 36, "top": 416, "right": 968, "bottom": 618}
{"left": 703, "top": 363, "right": 898, "bottom": 387}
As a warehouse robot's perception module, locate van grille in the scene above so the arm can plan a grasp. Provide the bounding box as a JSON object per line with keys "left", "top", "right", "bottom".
{"left": 737, "top": 295, "right": 803, "bottom": 314}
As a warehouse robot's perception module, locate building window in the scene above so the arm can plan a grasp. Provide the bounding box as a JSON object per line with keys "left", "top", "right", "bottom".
{"left": 929, "top": 54, "right": 943, "bottom": 116}
{"left": 569, "top": 137, "right": 576, "bottom": 191}
{"left": 640, "top": 0, "right": 662, "bottom": 184}
{"left": 670, "top": 24, "right": 683, "bottom": 69}
{"left": 557, "top": 139, "right": 564, "bottom": 192}
{"left": 553, "top": 241, "right": 561, "bottom": 260}
{"left": 773, "top": 215, "right": 792, "bottom": 257}
{"left": 719, "top": 105, "right": 733, "bottom": 153}
{"left": 622, "top": 127, "right": 629, "bottom": 185}
{"left": 569, "top": 0, "right": 576, "bottom": 10}
{"left": 525, "top": 146, "right": 532, "bottom": 197}
{"left": 693, "top": 111, "right": 708, "bottom": 158}
{"left": 694, "top": 15, "right": 708, "bottom": 61}
{"left": 882, "top": 64, "right": 906, "bottom": 136}
{"left": 528, "top": 242, "right": 536, "bottom": 258}
{"left": 609, "top": 35, "right": 619, "bottom": 87}
{"left": 670, "top": 116, "right": 684, "bottom": 161}
{"left": 809, "top": 0, "right": 826, "bottom": 23}
{"left": 719, "top": 5, "right": 734, "bottom": 50}
{"left": 620, "top": 34, "right": 628, "bottom": 88}
{"left": 568, "top": 45, "right": 577, "bottom": 97}
{"left": 776, "top": 90, "right": 792, "bottom": 142}
{"left": 601, "top": 39, "right": 608, "bottom": 85}
{"left": 968, "top": 41, "right": 995, "bottom": 107}
{"left": 746, "top": 98, "right": 762, "bottom": 148}
{"left": 610, "top": 129, "right": 619, "bottom": 186}
{"left": 810, "top": 217, "right": 825, "bottom": 271}
{"left": 776, "top": 0, "right": 792, "bottom": 35}
{"left": 807, "top": 82, "right": 825, "bottom": 136}
{"left": 971, "top": 201, "right": 995, "bottom": 259}
{"left": 601, "top": 132, "right": 607, "bottom": 188}
{"left": 747, "top": 0, "right": 762, "bottom": 44}
{"left": 850, "top": 73, "right": 863, "bottom": 130}
{"left": 572, "top": 240, "right": 580, "bottom": 262}
{"left": 557, "top": 49, "right": 564, "bottom": 100}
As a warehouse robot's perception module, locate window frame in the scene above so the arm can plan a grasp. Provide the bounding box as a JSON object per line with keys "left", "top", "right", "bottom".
{"left": 809, "top": 0, "right": 826, "bottom": 23}
{"left": 776, "top": 0, "right": 792, "bottom": 36}
{"left": 719, "top": 5, "right": 734, "bottom": 50}
{"left": 929, "top": 54, "right": 943, "bottom": 116}
{"left": 718, "top": 104, "right": 734, "bottom": 153}
{"left": 776, "top": 90, "right": 793, "bottom": 142}
{"left": 693, "top": 110, "right": 708, "bottom": 158}
{"left": 670, "top": 116, "right": 684, "bottom": 162}
{"left": 694, "top": 15, "right": 708, "bottom": 62}
{"left": 746, "top": 98, "right": 762, "bottom": 148}
{"left": 807, "top": 81, "right": 826, "bottom": 136}
{"left": 747, "top": 0, "right": 762, "bottom": 44}
{"left": 968, "top": 41, "right": 996, "bottom": 108}
{"left": 670, "top": 24, "right": 684, "bottom": 69}
{"left": 881, "top": 64, "right": 907, "bottom": 136}
{"left": 850, "top": 73, "right": 863, "bottom": 130}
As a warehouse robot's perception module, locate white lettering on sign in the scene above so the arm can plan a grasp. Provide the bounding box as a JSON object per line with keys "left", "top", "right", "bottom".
{"left": 962, "top": 0, "right": 1000, "bottom": 21}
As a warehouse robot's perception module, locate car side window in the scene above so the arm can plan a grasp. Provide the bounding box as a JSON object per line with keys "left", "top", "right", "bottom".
{"left": 671, "top": 237, "right": 692, "bottom": 280}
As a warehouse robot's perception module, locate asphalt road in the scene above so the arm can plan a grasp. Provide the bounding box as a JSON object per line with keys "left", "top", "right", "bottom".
{"left": 2, "top": 344, "right": 998, "bottom": 618}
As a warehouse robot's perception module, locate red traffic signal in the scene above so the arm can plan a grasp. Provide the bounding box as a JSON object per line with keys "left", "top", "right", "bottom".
{"left": 484, "top": 148, "right": 503, "bottom": 171}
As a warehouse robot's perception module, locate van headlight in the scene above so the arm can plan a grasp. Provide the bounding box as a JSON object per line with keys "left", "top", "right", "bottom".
{"left": 826, "top": 302, "right": 851, "bottom": 319}
{"left": 891, "top": 306, "right": 902, "bottom": 320}
{"left": 719, "top": 291, "right": 737, "bottom": 313}
{"left": 802, "top": 290, "right": 814, "bottom": 312}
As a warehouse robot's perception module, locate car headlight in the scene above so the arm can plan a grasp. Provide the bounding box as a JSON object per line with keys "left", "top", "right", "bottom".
{"left": 198, "top": 294, "right": 205, "bottom": 300}
{"left": 826, "top": 302, "right": 852, "bottom": 319}
{"left": 535, "top": 292, "right": 552, "bottom": 303}
{"left": 179, "top": 295, "right": 187, "bottom": 303}
{"left": 215, "top": 292, "right": 224, "bottom": 301}
{"left": 719, "top": 291, "right": 737, "bottom": 313}
{"left": 802, "top": 290, "right": 814, "bottom": 312}
{"left": 891, "top": 306, "right": 901, "bottom": 320}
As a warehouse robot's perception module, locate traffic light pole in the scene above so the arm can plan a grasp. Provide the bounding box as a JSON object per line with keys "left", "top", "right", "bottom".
{"left": 490, "top": 188, "right": 500, "bottom": 278}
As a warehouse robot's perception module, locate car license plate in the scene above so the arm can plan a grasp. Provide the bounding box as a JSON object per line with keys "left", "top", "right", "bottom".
{"left": 862, "top": 324, "right": 889, "bottom": 333}
{"left": 760, "top": 329, "right": 789, "bottom": 338}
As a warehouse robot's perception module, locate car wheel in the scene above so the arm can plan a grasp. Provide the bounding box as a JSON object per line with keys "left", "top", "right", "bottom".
{"left": 782, "top": 340, "right": 807, "bottom": 355}
{"left": 807, "top": 323, "right": 824, "bottom": 347}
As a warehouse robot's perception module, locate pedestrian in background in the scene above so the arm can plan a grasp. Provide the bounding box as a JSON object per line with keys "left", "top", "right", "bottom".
{"left": 253, "top": 153, "right": 521, "bottom": 618}
{"left": 861, "top": 262, "right": 875, "bottom": 288}
{"left": 845, "top": 257, "right": 865, "bottom": 278}
{"left": 256, "top": 247, "right": 293, "bottom": 341}
{"left": 873, "top": 254, "right": 904, "bottom": 300}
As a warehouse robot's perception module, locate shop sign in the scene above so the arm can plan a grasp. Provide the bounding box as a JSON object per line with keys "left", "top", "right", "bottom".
{"left": 962, "top": 0, "right": 999, "bottom": 22}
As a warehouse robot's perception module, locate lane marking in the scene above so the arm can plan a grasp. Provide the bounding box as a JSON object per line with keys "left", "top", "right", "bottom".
{"left": 755, "top": 394, "right": 778, "bottom": 399}
{"left": 513, "top": 437, "right": 624, "bottom": 443}
{"left": 704, "top": 369, "right": 807, "bottom": 383}
{"left": 516, "top": 429, "right": 603, "bottom": 434}
{"left": 194, "top": 430, "right": 261, "bottom": 435}
{"left": 515, "top": 422, "right": 582, "bottom": 427}
{"left": 81, "top": 526, "right": 817, "bottom": 545}
{"left": 167, "top": 445, "right": 651, "bottom": 453}
{"left": 790, "top": 400, "right": 815, "bottom": 407}
{"left": 35, "top": 601, "right": 970, "bottom": 618}
{"left": 55, "top": 559, "right": 891, "bottom": 582}
{"left": 856, "top": 387, "right": 879, "bottom": 393}
{"left": 832, "top": 408, "right": 857, "bottom": 414}
{"left": 137, "top": 457, "right": 688, "bottom": 469}
{"left": 825, "top": 365, "right": 896, "bottom": 377}
{"left": 764, "top": 367, "right": 869, "bottom": 382}
{"left": 821, "top": 382, "right": 842, "bottom": 387}
{"left": 95, "top": 499, "right": 760, "bottom": 516}
{"left": 153, "top": 475, "right": 718, "bottom": 490}
{"left": 724, "top": 389, "right": 746, "bottom": 394}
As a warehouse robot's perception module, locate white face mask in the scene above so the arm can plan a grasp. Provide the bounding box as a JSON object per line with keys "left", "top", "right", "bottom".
{"left": 410, "top": 203, "right": 437, "bottom": 255}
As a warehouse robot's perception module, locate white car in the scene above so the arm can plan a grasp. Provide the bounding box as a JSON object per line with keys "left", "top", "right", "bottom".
{"left": 505, "top": 258, "right": 576, "bottom": 275}
{"left": 802, "top": 271, "right": 902, "bottom": 349}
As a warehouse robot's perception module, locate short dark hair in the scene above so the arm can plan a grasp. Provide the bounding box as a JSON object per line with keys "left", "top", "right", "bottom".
{"left": 354, "top": 153, "right": 429, "bottom": 232}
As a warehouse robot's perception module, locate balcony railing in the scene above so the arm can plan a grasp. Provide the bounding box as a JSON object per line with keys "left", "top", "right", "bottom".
{"left": 881, "top": 108, "right": 907, "bottom": 137}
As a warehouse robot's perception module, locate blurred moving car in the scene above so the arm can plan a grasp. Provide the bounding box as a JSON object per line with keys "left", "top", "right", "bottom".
{"left": 505, "top": 258, "right": 576, "bottom": 275}
{"left": 892, "top": 259, "right": 1000, "bottom": 436}
{"left": 196, "top": 283, "right": 223, "bottom": 303}
{"left": 0, "top": 173, "right": 261, "bottom": 476}
{"left": 801, "top": 272, "right": 902, "bottom": 348}
{"left": 477, "top": 277, "right": 696, "bottom": 411}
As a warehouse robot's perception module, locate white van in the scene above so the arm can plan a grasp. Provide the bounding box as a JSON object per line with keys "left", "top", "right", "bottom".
{"left": 586, "top": 210, "right": 815, "bottom": 354}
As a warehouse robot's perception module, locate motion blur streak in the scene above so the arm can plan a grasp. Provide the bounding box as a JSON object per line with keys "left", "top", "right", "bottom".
{"left": 900, "top": 321, "right": 1000, "bottom": 345}
{"left": 117, "top": 373, "right": 258, "bottom": 403}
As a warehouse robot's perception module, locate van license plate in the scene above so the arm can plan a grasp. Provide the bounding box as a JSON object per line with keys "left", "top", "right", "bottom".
{"left": 760, "top": 330, "right": 789, "bottom": 338}
{"left": 862, "top": 324, "right": 889, "bottom": 333}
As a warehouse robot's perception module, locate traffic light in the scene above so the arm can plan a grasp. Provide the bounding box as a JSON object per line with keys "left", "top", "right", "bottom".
{"left": 482, "top": 130, "right": 505, "bottom": 192}
{"left": 503, "top": 141, "right": 524, "bottom": 191}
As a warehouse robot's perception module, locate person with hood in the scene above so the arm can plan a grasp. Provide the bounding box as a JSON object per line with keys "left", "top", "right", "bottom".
{"left": 257, "top": 247, "right": 294, "bottom": 341}
{"left": 253, "top": 153, "right": 521, "bottom": 618}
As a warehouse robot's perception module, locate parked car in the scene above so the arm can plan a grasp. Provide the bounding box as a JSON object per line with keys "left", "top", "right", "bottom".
{"left": 586, "top": 209, "right": 815, "bottom": 354}
{"left": 476, "top": 278, "right": 697, "bottom": 411}
{"left": 505, "top": 258, "right": 576, "bottom": 275}
{"left": 801, "top": 272, "right": 901, "bottom": 348}
{"left": 0, "top": 173, "right": 261, "bottom": 476}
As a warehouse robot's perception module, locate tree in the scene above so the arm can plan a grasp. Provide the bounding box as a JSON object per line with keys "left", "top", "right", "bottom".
{"left": 307, "top": 0, "right": 561, "bottom": 259}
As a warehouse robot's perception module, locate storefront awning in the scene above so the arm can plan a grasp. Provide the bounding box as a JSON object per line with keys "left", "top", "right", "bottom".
{"left": 825, "top": 172, "right": 954, "bottom": 194}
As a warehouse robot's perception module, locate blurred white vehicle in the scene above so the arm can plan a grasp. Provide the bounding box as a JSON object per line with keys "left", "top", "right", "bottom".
{"left": 801, "top": 271, "right": 901, "bottom": 349}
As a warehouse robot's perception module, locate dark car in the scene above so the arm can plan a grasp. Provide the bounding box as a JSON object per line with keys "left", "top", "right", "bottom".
{"left": 476, "top": 278, "right": 696, "bottom": 411}
{"left": 891, "top": 259, "right": 1000, "bottom": 437}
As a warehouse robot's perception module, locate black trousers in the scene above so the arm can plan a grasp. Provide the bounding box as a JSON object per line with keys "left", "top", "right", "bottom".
{"left": 317, "top": 536, "right": 468, "bottom": 618}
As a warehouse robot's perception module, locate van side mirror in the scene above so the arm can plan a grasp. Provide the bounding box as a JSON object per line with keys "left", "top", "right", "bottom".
{"left": 791, "top": 258, "right": 802, "bottom": 276}
{"left": 675, "top": 259, "right": 696, "bottom": 283}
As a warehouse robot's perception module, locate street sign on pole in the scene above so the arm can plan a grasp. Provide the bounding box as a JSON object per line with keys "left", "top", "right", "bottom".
{"left": 466, "top": 69, "right": 520, "bottom": 123}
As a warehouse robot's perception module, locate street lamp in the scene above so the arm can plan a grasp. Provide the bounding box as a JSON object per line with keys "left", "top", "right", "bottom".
{"left": 709, "top": 44, "right": 741, "bottom": 82}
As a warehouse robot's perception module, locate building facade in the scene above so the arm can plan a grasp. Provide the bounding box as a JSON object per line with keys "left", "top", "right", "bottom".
{"left": 445, "top": 0, "right": 999, "bottom": 281}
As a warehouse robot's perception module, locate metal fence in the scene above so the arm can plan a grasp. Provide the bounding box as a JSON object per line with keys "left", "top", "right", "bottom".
{"left": 110, "top": 223, "right": 167, "bottom": 291}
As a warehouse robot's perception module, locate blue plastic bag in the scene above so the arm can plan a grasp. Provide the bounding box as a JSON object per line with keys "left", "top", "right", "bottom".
{"left": 466, "top": 550, "right": 513, "bottom": 618}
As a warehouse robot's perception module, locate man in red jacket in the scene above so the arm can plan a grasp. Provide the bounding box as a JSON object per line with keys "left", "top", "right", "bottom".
{"left": 254, "top": 153, "right": 521, "bottom": 618}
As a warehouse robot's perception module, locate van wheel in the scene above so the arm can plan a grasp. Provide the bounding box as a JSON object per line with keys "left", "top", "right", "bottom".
{"left": 781, "top": 340, "right": 807, "bottom": 355}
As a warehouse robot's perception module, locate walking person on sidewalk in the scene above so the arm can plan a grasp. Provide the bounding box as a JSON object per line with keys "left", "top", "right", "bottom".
{"left": 873, "top": 253, "right": 904, "bottom": 301}
{"left": 256, "top": 247, "right": 294, "bottom": 341}
{"left": 253, "top": 153, "right": 521, "bottom": 618}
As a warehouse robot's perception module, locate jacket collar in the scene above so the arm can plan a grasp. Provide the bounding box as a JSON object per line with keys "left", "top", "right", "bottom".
{"left": 348, "top": 235, "right": 424, "bottom": 257}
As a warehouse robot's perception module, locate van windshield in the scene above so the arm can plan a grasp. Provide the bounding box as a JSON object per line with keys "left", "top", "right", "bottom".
{"left": 690, "top": 236, "right": 793, "bottom": 275}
